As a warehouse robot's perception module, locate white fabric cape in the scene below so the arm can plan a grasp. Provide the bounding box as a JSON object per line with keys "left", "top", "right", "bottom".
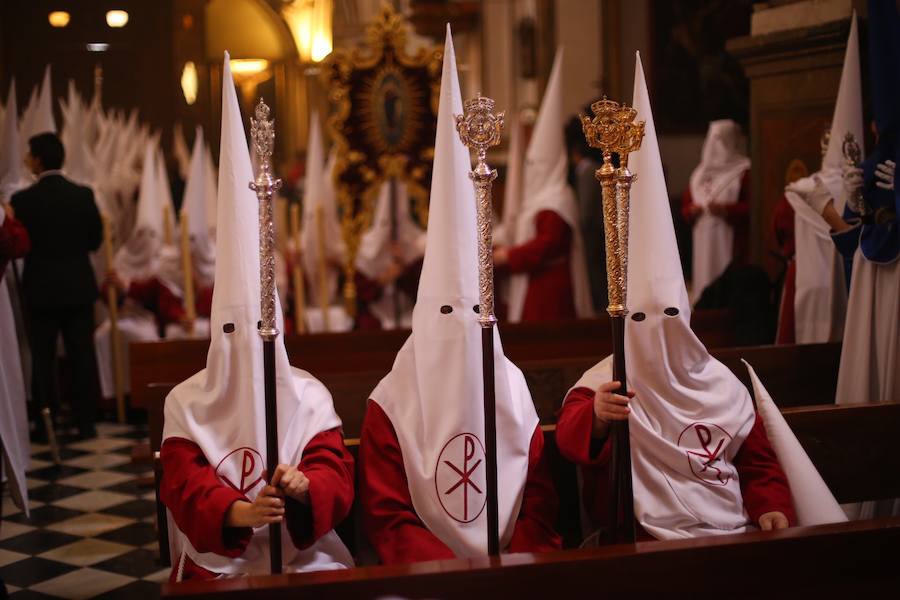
{"left": 688, "top": 119, "right": 750, "bottom": 304}
{"left": 369, "top": 28, "right": 538, "bottom": 557}
{"left": 508, "top": 48, "right": 593, "bottom": 322}
{"left": 162, "top": 53, "right": 352, "bottom": 576}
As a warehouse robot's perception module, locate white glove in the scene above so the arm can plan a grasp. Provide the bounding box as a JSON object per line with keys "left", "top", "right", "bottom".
{"left": 806, "top": 176, "right": 834, "bottom": 215}
{"left": 875, "top": 159, "right": 895, "bottom": 191}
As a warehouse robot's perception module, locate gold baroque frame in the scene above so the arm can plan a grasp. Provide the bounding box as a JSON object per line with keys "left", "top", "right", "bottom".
{"left": 321, "top": 3, "right": 442, "bottom": 314}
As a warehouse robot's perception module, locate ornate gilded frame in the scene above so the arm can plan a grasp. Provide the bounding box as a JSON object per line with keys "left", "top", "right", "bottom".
{"left": 321, "top": 4, "right": 442, "bottom": 312}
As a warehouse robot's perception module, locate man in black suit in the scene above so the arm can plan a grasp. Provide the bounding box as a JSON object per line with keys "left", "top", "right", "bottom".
{"left": 11, "top": 132, "right": 103, "bottom": 439}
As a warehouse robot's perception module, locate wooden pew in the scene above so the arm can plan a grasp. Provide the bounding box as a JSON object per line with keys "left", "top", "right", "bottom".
{"left": 129, "top": 310, "right": 736, "bottom": 409}
{"left": 162, "top": 517, "right": 900, "bottom": 598}
{"left": 153, "top": 402, "right": 900, "bottom": 575}
{"left": 140, "top": 342, "right": 841, "bottom": 444}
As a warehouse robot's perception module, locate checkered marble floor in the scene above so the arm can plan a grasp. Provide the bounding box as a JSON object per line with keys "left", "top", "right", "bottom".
{"left": 1, "top": 422, "right": 166, "bottom": 599}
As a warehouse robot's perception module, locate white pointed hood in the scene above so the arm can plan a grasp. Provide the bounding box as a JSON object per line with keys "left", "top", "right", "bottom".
{"left": 369, "top": 27, "right": 538, "bottom": 558}
{"left": 18, "top": 85, "right": 38, "bottom": 155}
{"left": 508, "top": 48, "right": 593, "bottom": 321}
{"left": 173, "top": 122, "right": 192, "bottom": 180}
{"left": 571, "top": 54, "right": 757, "bottom": 540}
{"left": 179, "top": 126, "right": 216, "bottom": 288}
{"left": 162, "top": 52, "right": 350, "bottom": 576}
{"left": 0, "top": 80, "right": 27, "bottom": 202}
{"left": 203, "top": 143, "right": 218, "bottom": 237}
{"left": 113, "top": 140, "right": 164, "bottom": 282}
{"left": 496, "top": 110, "right": 524, "bottom": 247}
{"left": 301, "top": 112, "right": 344, "bottom": 305}
{"left": 821, "top": 11, "right": 863, "bottom": 207}
{"left": 744, "top": 361, "right": 846, "bottom": 526}
{"left": 60, "top": 82, "right": 94, "bottom": 186}
{"left": 32, "top": 65, "right": 56, "bottom": 136}
{"left": 689, "top": 119, "right": 749, "bottom": 204}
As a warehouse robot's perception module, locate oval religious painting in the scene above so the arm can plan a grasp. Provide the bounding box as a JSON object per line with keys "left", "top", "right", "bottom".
{"left": 360, "top": 64, "right": 426, "bottom": 153}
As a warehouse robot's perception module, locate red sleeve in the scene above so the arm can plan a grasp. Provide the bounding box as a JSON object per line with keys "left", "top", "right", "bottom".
{"left": 158, "top": 282, "right": 187, "bottom": 326}
{"left": 354, "top": 270, "right": 383, "bottom": 303}
{"left": 284, "top": 427, "right": 355, "bottom": 550}
{"left": 555, "top": 387, "right": 612, "bottom": 467}
{"left": 359, "top": 401, "right": 455, "bottom": 564}
{"left": 723, "top": 170, "right": 751, "bottom": 223}
{"left": 506, "top": 426, "right": 562, "bottom": 553}
{"left": 506, "top": 210, "right": 572, "bottom": 274}
{"left": 126, "top": 278, "right": 158, "bottom": 307}
{"left": 734, "top": 414, "right": 796, "bottom": 527}
{"left": 159, "top": 437, "right": 252, "bottom": 557}
{"left": 196, "top": 286, "right": 214, "bottom": 319}
{"left": 681, "top": 188, "right": 698, "bottom": 226}
{"left": 0, "top": 215, "right": 31, "bottom": 260}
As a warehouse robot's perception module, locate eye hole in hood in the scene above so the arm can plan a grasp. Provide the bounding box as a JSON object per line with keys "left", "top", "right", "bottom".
{"left": 631, "top": 312, "right": 646, "bottom": 322}
{"left": 664, "top": 307, "right": 680, "bottom": 317}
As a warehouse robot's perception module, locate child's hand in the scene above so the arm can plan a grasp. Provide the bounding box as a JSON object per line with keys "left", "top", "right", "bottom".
{"left": 592, "top": 381, "right": 634, "bottom": 439}
{"left": 225, "top": 484, "right": 285, "bottom": 528}
{"left": 271, "top": 464, "right": 311, "bottom": 504}
{"left": 758, "top": 511, "right": 789, "bottom": 531}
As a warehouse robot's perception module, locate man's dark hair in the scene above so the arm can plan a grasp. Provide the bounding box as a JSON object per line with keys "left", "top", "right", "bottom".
{"left": 28, "top": 132, "right": 65, "bottom": 170}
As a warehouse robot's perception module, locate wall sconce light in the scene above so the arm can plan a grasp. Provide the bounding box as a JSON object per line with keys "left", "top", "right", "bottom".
{"left": 48, "top": 11, "right": 71, "bottom": 28}
{"left": 86, "top": 43, "right": 110, "bottom": 52}
{"left": 281, "top": 0, "right": 332, "bottom": 63}
{"left": 229, "top": 59, "right": 270, "bottom": 76}
{"left": 181, "top": 61, "right": 199, "bottom": 106}
{"left": 106, "top": 10, "right": 129, "bottom": 28}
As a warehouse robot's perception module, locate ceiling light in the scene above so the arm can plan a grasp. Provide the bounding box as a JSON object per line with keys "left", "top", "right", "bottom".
{"left": 106, "top": 10, "right": 129, "bottom": 28}
{"left": 48, "top": 11, "right": 70, "bottom": 28}
{"left": 86, "top": 43, "right": 110, "bottom": 52}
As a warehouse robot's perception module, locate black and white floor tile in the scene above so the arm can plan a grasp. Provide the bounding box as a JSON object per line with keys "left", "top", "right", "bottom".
{"left": 1, "top": 423, "right": 166, "bottom": 599}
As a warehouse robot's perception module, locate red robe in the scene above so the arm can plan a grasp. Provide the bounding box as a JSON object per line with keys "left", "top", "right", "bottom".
{"left": 772, "top": 195, "right": 796, "bottom": 344}
{"left": 681, "top": 170, "right": 752, "bottom": 267}
{"left": 556, "top": 386, "right": 796, "bottom": 540}
{"left": 159, "top": 427, "right": 354, "bottom": 581}
{"left": 505, "top": 210, "right": 575, "bottom": 322}
{"left": 359, "top": 401, "right": 561, "bottom": 564}
{"left": 0, "top": 213, "right": 30, "bottom": 279}
{"left": 120, "top": 278, "right": 213, "bottom": 333}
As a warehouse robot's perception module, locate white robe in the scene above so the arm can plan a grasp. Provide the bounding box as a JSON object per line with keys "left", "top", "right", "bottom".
{"left": 785, "top": 183, "right": 847, "bottom": 343}
{"left": 835, "top": 250, "right": 900, "bottom": 404}
{"left": 0, "top": 265, "right": 29, "bottom": 515}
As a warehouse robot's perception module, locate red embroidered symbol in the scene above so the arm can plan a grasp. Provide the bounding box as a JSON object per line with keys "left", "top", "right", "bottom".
{"left": 677, "top": 423, "right": 735, "bottom": 486}
{"left": 435, "top": 433, "right": 486, "bottom": 523}
{"left": 215, "top": 447, "right": 265, "bottom": 496}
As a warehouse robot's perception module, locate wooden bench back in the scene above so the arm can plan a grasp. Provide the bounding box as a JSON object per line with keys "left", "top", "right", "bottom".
{"left": 144, "top": 342, "right": 841, "bottom": 450}
{"left": 162, "top": 516, "right": 900, "bottom": 598}
{"left": 129, "top": 310, "right": 737, "bottom": 409}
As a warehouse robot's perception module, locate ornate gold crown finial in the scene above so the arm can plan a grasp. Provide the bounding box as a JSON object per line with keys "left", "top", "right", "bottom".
{"left": 456, "top": 94, "right": 504, "bottom": 162}
{"left": 581, "top": 97, "right": 645, "bottom": 167}
{"left": 456, "top": 94, "right": 504, "bottom": 328}
{"left": 250, "top": 98, "right": 277, "bottom": 179}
